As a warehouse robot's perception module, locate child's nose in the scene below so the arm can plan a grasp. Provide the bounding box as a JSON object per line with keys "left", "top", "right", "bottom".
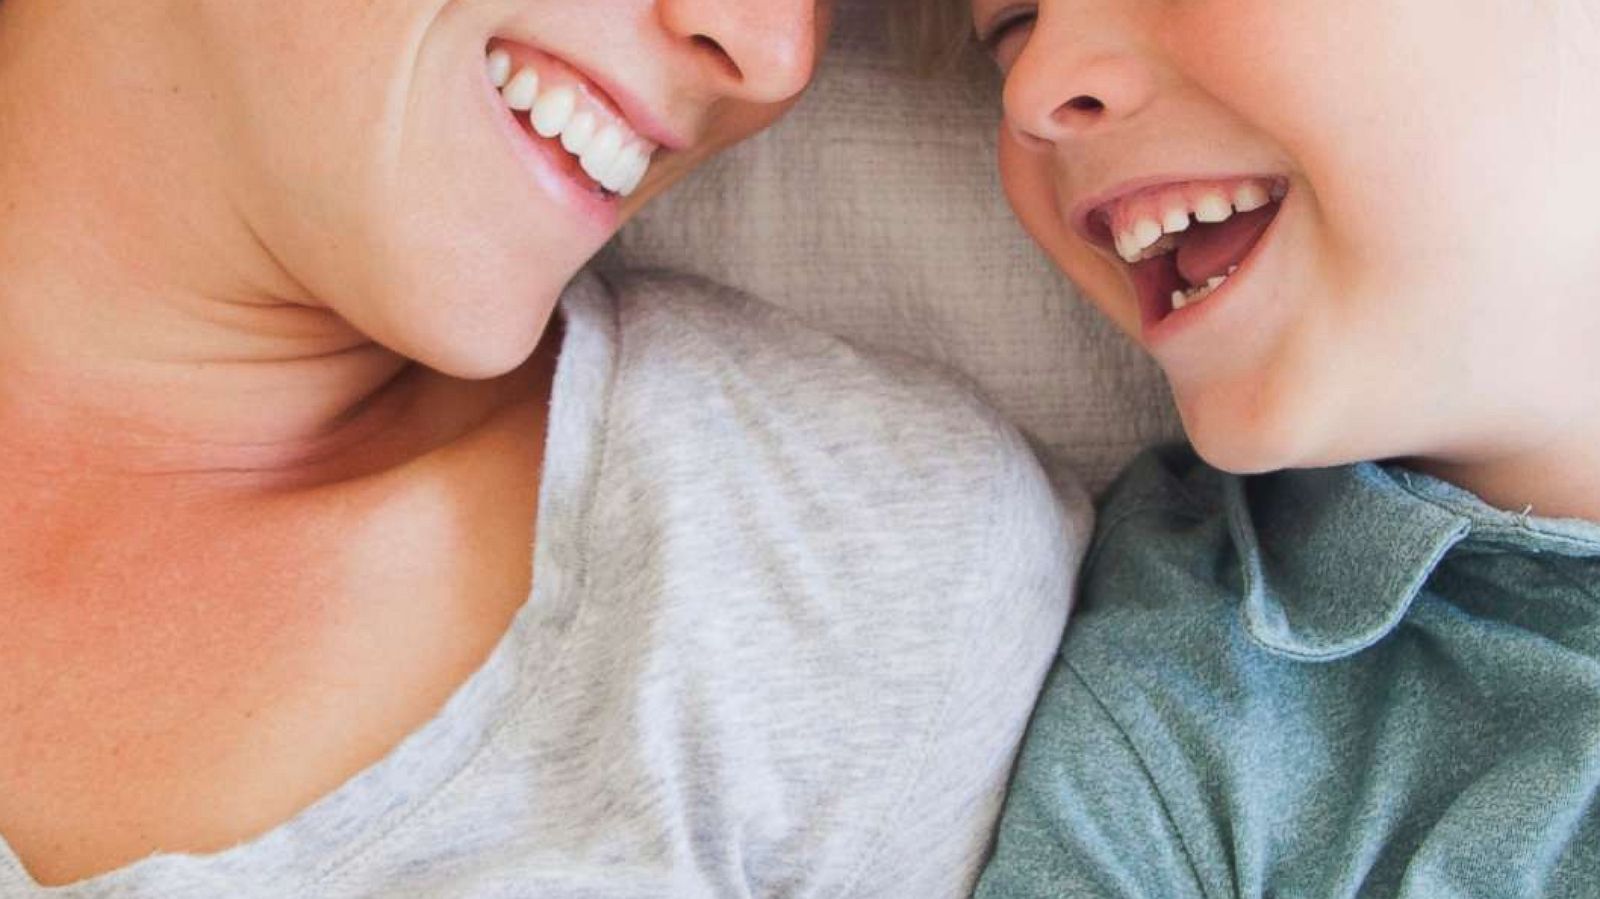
{"left": 658, "top": 0, "right": 820, "bottom": 106}
{"left": 1003, "top": 40, "right": 1155, "bottom": 145}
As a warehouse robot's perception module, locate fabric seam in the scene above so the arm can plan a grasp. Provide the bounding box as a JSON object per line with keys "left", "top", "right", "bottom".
{"left": 1063, "top": 661, "right": 1215, "bottom": 899}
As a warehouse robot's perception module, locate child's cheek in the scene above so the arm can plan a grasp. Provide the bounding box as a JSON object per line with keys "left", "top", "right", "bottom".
{"left": 997, "top": 128, "right": 1141, "bottom": 341}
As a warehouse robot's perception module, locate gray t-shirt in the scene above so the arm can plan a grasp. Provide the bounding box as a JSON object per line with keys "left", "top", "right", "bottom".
{"left": 0, "top": 271, "right": 1090, "bottom": 899}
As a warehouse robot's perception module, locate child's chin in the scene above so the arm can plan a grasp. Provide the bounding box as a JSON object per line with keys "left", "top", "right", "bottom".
{"left": 1187, "top": 438, "right": 1289, "bottom": 476}
{"left": 1177, "top": 399, "right": 1324, "bottom": 477}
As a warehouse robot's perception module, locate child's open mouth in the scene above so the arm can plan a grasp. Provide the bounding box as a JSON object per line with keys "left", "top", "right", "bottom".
{"left": 1086, "top": 177, "right": 1289, "bottom": 328}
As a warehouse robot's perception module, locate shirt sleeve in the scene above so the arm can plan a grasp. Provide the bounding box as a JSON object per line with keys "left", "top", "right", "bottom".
{"left": 973, "top": 659, "right": 1209, "bottom": 899}
{"left": 829, "top": 433, "right": 1092, "bottom": 899}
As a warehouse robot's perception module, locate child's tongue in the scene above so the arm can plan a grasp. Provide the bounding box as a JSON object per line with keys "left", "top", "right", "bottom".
{"left": 1174, "top": 204, "right": 1277, "bottom": 286}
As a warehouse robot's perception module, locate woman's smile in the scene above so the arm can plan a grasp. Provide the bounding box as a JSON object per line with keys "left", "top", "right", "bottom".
{"left": 481, "top": 38, "right": 686, "bottom": 230}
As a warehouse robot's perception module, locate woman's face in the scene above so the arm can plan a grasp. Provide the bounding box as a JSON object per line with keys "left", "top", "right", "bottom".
{"left": 179, "top": 0, "right": 831, "bottom": 378}
{"left": 976, "top": 0, "right": 1600, "bottom": 473}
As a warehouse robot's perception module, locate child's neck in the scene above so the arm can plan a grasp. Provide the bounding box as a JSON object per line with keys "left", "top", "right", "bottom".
{"left": 1412, "top": 432, "right": 1600, "bottom": 523}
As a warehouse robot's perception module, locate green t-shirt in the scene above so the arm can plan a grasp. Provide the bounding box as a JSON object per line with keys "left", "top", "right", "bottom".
{"left": 977, "top": 445, "right": 1600, "bottom": 899}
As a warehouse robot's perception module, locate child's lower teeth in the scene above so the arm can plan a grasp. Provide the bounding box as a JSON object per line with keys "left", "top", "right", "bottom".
{"left": 1170, "top": 265, "right": 1240, "bottom": 311}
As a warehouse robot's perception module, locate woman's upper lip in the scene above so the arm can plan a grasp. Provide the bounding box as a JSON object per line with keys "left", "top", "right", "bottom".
{"left": 576, "top": 62, "right": 692, "bottom": 152}
{"left": 500, "top": 37, "right": 692, "bottom": 152}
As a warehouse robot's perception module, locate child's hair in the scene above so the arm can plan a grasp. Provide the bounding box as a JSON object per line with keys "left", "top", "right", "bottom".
{"left": 888, "top": 0, "right": 973, "bottom": 74}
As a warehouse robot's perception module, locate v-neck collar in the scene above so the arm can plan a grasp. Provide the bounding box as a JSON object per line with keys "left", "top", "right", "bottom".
{"left": 0, "top": 272, "right": 618, "bottom": 896}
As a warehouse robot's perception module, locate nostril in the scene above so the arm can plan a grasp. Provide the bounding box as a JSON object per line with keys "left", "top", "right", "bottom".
{"left": 1047, "top": 94, "right": 1107, "bottom": 133}
{"left": 691, "top": 34, "right": 743, "bottom": 82}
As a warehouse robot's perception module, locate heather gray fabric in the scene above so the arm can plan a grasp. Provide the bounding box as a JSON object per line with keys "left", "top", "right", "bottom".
{"left": 0, "top": 270, "right": 1090, "bottom": 899}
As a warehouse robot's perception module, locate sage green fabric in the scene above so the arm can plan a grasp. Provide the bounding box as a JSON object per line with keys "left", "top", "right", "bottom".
{"left": 977, "top": 444, "right": 1600, "bottom": 898}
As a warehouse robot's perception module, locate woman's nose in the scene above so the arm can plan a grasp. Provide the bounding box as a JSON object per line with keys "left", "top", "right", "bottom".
{"left": 658, "top": 0, "right": 821, "bottom": 104}
{"left": 1002, "top": 12, "right": 1155, "bottom": 145}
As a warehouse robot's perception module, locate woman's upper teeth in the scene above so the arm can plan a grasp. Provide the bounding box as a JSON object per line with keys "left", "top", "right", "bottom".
{"left": 486, "top": 47, "right": 654, "bottom": 197}
{"left": 1109, "top": 178, "right": 1281, "bottom": 264}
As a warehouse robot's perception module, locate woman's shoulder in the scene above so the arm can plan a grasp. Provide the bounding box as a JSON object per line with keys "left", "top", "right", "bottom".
{"left": 537, "top": 271, "right": 1094, "bottom": 895}
{"left": 566, "top": 268, "right": 1090, "bottom": 680}
{"left": 598, "top": 268, "right": 1011, "bottom": 426}
{"left": 586, "top": 267, "right": 1090, "bottom": 549}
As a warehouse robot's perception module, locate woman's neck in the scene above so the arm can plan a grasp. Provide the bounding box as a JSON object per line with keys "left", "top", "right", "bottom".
{"left": 0, "top": 0, "right": 512, "bottom": 486}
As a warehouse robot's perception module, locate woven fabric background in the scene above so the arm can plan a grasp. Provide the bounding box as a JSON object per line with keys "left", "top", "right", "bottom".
{"left": 602, "top": 0, "right": 1182, "bottom": 494}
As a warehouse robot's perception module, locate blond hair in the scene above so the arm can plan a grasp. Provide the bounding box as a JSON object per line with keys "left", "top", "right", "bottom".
{"left": 887, "top": 0, "right": 975, "bottom": 74}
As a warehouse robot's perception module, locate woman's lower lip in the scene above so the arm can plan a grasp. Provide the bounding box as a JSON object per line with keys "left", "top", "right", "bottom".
{"left": 479, "top": 63, "right": 619, "bottom": 234}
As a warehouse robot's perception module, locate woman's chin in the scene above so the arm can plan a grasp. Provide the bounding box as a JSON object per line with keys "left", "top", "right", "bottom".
{"left": 422, "top": 334, "right": 545, "bottom": 382}
{"left": 370, "top": 286, "right": 565, "bottom": 381}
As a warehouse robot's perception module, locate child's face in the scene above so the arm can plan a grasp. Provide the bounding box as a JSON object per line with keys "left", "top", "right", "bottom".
{"left": 978, "top": 0, "right": 1600, "bottom": 473}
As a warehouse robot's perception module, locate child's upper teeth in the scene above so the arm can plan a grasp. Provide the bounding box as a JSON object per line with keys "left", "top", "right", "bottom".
{"left": 1192, "top": 193, "right": 1233, "bottom": 223}
{"left": 493, "top": 50, "right": 658, "bottom": 198}
{"left": 1119, "top": 231, "right": 1177, "bottom": 264}
{"left": 1233, "top": 182, "right": 1269, "bottom": 212}
{"left": 1131, "top": 219, "right": 1163, "bottom": 255}
{"left": 1108, "top": 178, "right": 1282, "bottom": 264}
